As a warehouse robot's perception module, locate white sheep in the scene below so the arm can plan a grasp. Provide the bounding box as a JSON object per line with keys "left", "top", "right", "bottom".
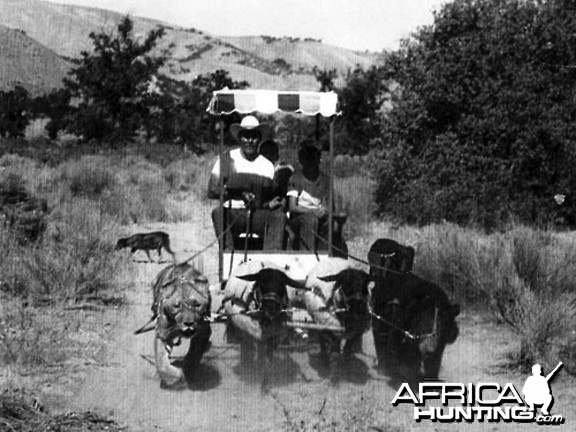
{"left": 222, "top": 259, "right": 307, "bottom": 392}
{"left": 303, "top": 257, "right": 372, "bottom": 383}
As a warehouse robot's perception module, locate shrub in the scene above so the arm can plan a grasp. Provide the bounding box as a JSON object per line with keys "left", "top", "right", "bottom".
{"left": 7, "top": 199, "right": 125, "bottom": 302}
{"left": 0, "top": 302, "right": 80, "bottom": 367}
{"left": 0, "top": 225, "right": 28, "bottom": 295}
{"left": 413, "top": 223, "right": 576, "bottom": 370}
{"left": 504, "top": 226, "right": 576, "bottom": 295}
{"left": 0, "top": 86, "right": 31, "bottom": 138}
{"left": 334, "top": 175, "right": 376, "bottom": 239}
{"left": 133, "top": 173, "right": 168, "bottom": 222}
{"left": 0, "top": 154, "right": 39, "bottom": 172}
{"left": 0, "top": 387, "right": 124, "bottom": 430}
{"left": 0, "top": 173, "right": 48, "bottom": 243}
{"left": 163, "top": 155, "right": 212, "bottom": 195}
{"left": 52, "top": 155, "right": 173, "bottom": 224}
{"left": 59, "top": 156, "right": 119, "bottom": 198}
{"left": 373, "top": 0, "right": 576, "bottom": 229}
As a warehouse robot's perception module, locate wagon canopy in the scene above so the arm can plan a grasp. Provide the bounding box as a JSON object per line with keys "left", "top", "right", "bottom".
{"left": 207, "top": 89, "right": 339, "bottom": 117}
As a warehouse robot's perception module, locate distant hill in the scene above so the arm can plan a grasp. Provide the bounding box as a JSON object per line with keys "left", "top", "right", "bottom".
{"left": 0, "top": 0, "right": 379, "bottom": 94}
{"left": 0, "top": 25, "right": 71, "bottom": 96}
{"left": 220, "top": 35, "right": 374, "bottom": 74}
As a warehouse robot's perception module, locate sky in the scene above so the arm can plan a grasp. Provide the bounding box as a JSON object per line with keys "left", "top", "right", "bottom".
{"left": 43, "top": 0, "right": 448, "bottom": 52}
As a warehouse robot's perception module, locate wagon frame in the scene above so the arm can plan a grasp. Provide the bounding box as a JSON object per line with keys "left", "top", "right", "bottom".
{"left": 207, "top": 89, "right": 343, "bottom": 289}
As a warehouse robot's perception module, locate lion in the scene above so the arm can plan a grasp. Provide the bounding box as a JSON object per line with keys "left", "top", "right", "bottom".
{"left": 150, "top": 262, "right": 212, "bottom": 389}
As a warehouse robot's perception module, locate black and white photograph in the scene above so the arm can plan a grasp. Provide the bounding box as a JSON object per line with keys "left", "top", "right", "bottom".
{"left": 0, "top": 0, "right": 575, "bottom": 430}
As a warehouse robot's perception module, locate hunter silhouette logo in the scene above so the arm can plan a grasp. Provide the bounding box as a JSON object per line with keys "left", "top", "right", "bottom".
{"left": 391, "top": 361, "right": 565, "bottom": 424}
{"left": 522, "top": 362, "right": 564, "bottom": 424}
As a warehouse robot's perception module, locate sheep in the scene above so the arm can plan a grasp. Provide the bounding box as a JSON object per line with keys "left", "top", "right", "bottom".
{"left": 222, "top": 260, "right": 307, "bottom": 392}
{"left": 303, "top": 258, "right": 372, "bottom": 384}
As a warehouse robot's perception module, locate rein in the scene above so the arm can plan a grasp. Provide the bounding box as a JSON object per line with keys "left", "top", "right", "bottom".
{"left": 170, "top": 211, "right": 243, "bottom": 267}
{"left": 369, "top": 305, "right": 439, "bottom": 341}
{"left": 250, "top": 287, "right": 287, "bottom": 320}
{"left": 304, "top": 226, "right": 410, "bottom": 278}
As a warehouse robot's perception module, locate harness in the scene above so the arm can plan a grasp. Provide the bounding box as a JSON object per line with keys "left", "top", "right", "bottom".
{"left": 136, "top": 272, "right": 211, "bottom": 344}
{"left": 310, "top": 280, "right": 369, "bottom": 337}
{"left": 370, "top": 301, "right": 439, "bottom": 342}
{"left": 237, "top": 283, "right": 288, "bottom": 322}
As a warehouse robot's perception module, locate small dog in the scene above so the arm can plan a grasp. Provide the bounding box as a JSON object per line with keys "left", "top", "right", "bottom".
{"left": 115, "top": 231, "right": 176, "bottom": 263}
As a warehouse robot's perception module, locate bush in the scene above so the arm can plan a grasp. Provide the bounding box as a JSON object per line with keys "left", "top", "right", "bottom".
{"left": 0, "top": 86, "right": 31, "bottom": 138}
{"left": 373, "top": 0, "right": 576, "bottom": 229}
{"left": 30, "top": 200, "right": 123, "bottom": 301}
{"left": 334, "top": 175, "right": 376, "bottom": 239}
{"left": 59, "top": 156, "right": 119, "bottom": 198}
{"left": 0, "top": 302, "right": 80, "bottom": 367}
{"left": 0, "top": 387, "right": 123, "bottom": 431}
{"left": 413, "top": 223, "right": 576, "bottom": 370}
{"left": 412, "top": 222, "right": 498, "bottom": 307}
{"left": 52, "top": 155, "right": 173, "bottom": 224}
{"left": 1, "top": 198, "right": 124, "bottom": 303}
{"left": 0, "top": 173, "right": 48, "bottom": 243}
{"left": 505, "top": 227, "right": 576, "bottom": 295}
{"left": 0, "top": 225, "right": 28, "bottom": 295}
{"left": 163, "top": 155, "right": 212, "bottom": 195}
{"left": 132, "top": 173, "right": 168, "bottom": 222}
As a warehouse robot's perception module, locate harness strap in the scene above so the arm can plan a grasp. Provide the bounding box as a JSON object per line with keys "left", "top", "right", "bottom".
{"left": 134, "top": 316, "right": 157, "bottom": 335}
{"left": 302, "top": 225, "right": 409, "bottom": 277}
{"left": 369, "top": 303, "right": 439, "bottom": 341}
{"left": 177, "top": 211, "right": 243, "bottom": 266}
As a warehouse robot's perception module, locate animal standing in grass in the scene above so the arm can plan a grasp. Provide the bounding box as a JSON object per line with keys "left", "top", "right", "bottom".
{"left": 115, "top": 231, "right": 176, "bottom": 263}
{"left": 368, "top": 238, "right": 459, "bottom": 380}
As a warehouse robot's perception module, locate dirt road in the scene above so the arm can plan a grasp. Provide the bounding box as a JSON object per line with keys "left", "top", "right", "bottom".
{"left": 65, "top": 222, "right": 575, "bottom": 432}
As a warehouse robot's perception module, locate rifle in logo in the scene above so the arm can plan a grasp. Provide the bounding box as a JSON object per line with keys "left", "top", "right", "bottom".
{"left": 522, "top": 362, "right": 563, "bottom": 417}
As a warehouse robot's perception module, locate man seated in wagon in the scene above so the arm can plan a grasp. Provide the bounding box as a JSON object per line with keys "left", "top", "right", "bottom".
{"left": 207, "top": 115, "right": 287, "bottom": 250}
{"left": 287, "top": 140, "right": 347, "bottom": 254}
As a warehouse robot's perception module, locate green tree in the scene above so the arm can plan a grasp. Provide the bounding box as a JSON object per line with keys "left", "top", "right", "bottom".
{"left": 375, "top": 0, "right": 576, "bottom": 228}
{"left": 188, "top": 69, "right": 249, "bottom": 144}
{"left": 0, "top": 86, "right": 31, "bottom": 138}
{"left": 337, "top": 65, "right": 390, "bottom": 155}
{"left": 312, "top": 67, "right": 337, "bottom": 91}
{"left": 145, "top": 70, "right": 249, "bottom": 152}
{"left": 34, "top": 88, "right": 72, "bottom": 140}
{"left": 63, "top": 16, "right": 167, "bottom": 143}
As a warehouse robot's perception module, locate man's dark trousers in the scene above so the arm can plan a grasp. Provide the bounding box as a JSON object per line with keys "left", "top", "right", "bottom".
{"left": 211, "top": 207, "right": 287, "bottom": 250}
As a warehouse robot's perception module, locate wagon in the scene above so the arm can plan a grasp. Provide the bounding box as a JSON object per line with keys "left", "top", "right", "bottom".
{"left": 207, "top": 88, "right": 346, "bottom": 332}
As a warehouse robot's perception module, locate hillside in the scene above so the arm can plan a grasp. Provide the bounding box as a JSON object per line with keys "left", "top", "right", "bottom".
{"left": 220, "top": 35, "right": 375, "bottom": 73}
{"left": 0, "top": 25, "right": 71, "bottom": 96}
{"left": 0, "top": 0, "right": 378, "bottom": 93}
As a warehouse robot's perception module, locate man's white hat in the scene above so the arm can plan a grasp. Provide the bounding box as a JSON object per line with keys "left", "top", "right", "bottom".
{"left": 230, "top": 115, "right": 272, "bottom": 141}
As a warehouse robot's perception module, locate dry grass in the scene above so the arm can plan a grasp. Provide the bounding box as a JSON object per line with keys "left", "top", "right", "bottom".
{"left": 0, "top": 387, "right": 123, "bottom": 431}
{"left": 335, "top": 175, "right": 376, "bottom": 239}
{"left": 0, "top": 302, "right": 83, "bottom": 368}
{"left": 356, "top": 221, "right": 576, "bottom": 371}
{"left": 2, "top": 142, "right": 576, "bottom": 409}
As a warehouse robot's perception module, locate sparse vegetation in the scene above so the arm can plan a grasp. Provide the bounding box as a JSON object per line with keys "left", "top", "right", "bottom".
{"left": 0, "top": 388, "right": 123, "bottom": 431}
{"left": 180, "top": 43, "right": 213, "bottom": 62}
{"left": 262, "top": 35, "right": 281, "bottom": 44}
{"left": 273, "top": 57, "right": 292, "bottom": 71}
{"left": 2, "top": 1, "right": 576, "bottom": 427}
{"left": 359, "top": 221, "right": 576, "bottom": 371}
